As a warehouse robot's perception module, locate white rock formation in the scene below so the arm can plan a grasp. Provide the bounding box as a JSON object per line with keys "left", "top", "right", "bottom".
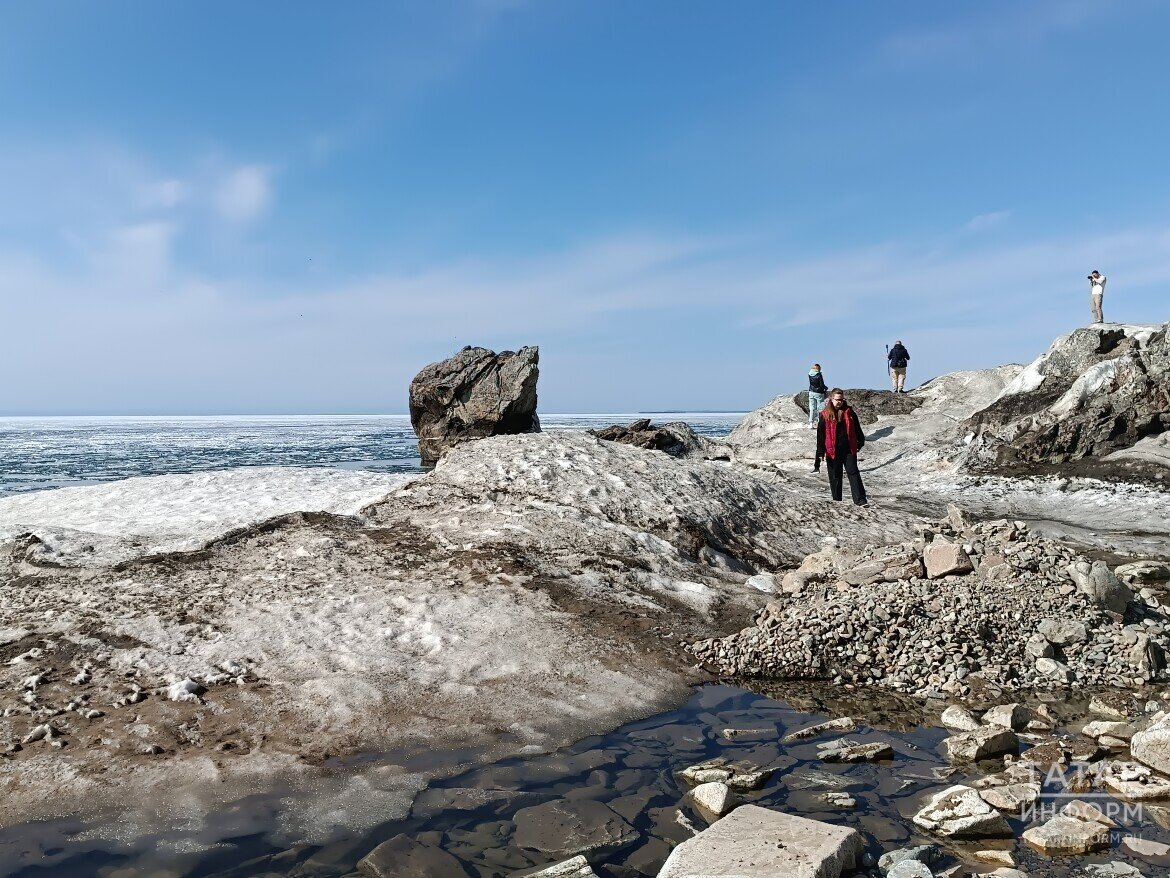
{"left": 657, "top": 804, "right": 863, "bottom": 878}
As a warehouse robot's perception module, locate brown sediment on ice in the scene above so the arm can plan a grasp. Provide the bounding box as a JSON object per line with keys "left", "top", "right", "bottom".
{"left": 0, "top": 431, "right": 917, "bottom": 829}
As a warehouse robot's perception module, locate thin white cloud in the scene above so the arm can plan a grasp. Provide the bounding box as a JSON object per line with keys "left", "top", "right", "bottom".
{"left": 879, "top": 0, "right": 1113, "bottom": 67}
{"left": 98, "top": 221, "right": 176, "bottom": 280}
{"left": 213, "top": 164, "right": 274, "bottom": 223}
{"left": 964, "top": 210, "right": 1011, "bottom": 232}
{"left": 1, "top": 134, "right": 1167, "bottom": 412}
{"left": 137, "top": 178, "right": 188, "bottom": 210}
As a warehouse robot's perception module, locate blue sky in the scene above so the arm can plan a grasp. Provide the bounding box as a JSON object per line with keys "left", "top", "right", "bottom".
{"left": 1, "top": 1, "right": 1168, "bottom": 414}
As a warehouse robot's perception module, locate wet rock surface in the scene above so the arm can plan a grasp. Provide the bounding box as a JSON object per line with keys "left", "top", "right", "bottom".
{"left": 10, "top": 682, "right": 1170, "bottom": 878}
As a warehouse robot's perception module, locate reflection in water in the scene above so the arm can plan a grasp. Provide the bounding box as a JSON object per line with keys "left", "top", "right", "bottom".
{"left": 2, "top": 683, "right": 1164, "bottom": 878}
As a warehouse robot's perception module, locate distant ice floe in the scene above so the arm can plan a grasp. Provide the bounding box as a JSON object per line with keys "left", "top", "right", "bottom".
{"left": 0, "top": 466, "right": 414, "bottom": 565}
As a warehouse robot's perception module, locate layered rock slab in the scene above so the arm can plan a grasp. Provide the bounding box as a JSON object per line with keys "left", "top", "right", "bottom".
{"left": 657, "top": 804, "right": 863, "bottom": 878}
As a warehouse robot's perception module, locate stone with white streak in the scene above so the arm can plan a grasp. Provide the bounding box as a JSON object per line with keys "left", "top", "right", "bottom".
{"left": 513, "top": 856, "right": 600, "bottom": 878}
{"left": 912, "top": 785, "right": 1012, "bottom": 839}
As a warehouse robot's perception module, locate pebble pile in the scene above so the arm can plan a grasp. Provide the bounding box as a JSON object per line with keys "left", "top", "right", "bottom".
{"left": 691, "top": 508, "right": 1170, "bottom": 697}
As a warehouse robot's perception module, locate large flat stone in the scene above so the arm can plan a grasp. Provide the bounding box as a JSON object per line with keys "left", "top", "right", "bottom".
{"left": 513, "top": 799, "right": 638, "bottom": 859}
{"left": 940, "top": 705, "right": 981, "bottom": 732}
{"left": 1022, "top": 812, "right": 1110, "bottom": 854}
{"left": 978, "top": 782, "right": 1041, "bottom": 814}
{"left": 657, "top": 804, "right": 863, "bottom": 878}
{"left": 513, "top": 856, "right": 600, "bottom": 877}
{"left": 1102, "top": 760, "right": 1170, "bottom": 801}
{"left": 358, "top": 834, "right": 470, "bottom": 878}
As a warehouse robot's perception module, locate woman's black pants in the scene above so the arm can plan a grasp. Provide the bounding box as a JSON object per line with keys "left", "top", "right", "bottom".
{"left": 827, "top": 454, "right": 867, "bottom": 505}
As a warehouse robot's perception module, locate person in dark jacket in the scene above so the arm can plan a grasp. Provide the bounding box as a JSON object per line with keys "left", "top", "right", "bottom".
{"left": 806, "top": 363, "right": 828, "bottom": 428}
{"left": 887, "top": 340, "right": 910, "bottom": 392}
{"left": 813, "top": 388, "right": 868, "bottom": 506}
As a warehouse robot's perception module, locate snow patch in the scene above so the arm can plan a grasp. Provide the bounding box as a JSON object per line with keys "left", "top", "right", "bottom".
{"left": 1049, "top": 359, "right": 1118, "bottom": 418}
{"left": 0, "top": 467, "right": 414, "bottom": 564}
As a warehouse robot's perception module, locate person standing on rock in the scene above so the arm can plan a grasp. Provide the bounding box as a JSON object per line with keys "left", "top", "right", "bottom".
{"left": 1088, "top": 270, "right": 1107, "bottom": 324}
{"left": 887, "top": 340, "right": 910, "bottom": 393}
{"left": 813, "top": 388, "right": 868, "bottom": 506}
{"left": 807, "top": 363, "right": 828, "bottom": 428}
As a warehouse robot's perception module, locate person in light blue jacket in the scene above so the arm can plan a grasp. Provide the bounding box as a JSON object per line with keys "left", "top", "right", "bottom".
{"left": 807, "top": 364, "right": 828, "bottom": 428}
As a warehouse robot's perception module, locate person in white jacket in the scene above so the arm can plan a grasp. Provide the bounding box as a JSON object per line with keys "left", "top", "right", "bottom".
{"left": 1088, "top": 270, "right": 1107, "bottom": 324}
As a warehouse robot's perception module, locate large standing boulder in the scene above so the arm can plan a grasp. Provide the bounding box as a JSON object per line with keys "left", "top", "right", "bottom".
{"left": 657, "top": 804, "right": 863, "bottom": 878}
{"left": 409, "top": 345, "right": 540, "bottom": 465}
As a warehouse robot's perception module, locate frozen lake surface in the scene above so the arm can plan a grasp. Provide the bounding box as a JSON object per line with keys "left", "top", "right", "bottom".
{"left": 0, "top": 413, "right": 744, "bottom": 496}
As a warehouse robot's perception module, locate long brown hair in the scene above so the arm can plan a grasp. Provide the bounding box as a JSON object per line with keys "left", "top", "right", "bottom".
{"left": 826, "top": 388, "right": 848, "bottom": 422}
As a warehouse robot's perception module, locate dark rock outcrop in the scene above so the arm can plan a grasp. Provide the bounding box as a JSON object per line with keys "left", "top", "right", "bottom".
{"left": 968, "top": 326, "right": 1147, "bottom": 431}
{"left": 591, "top": 419, "right": 730, "bottom": 460}
{"left": 964, "top": 324, "right": 1169, "bottom": 474}
{"left": 409, "top": 346, "right": 540, "bottom": 466}
{"left": 793, "top": 388, "right": 923, "bottom": 424}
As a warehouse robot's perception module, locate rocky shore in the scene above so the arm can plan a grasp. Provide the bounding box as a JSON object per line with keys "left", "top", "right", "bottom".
{"left": 1, "top": 324, "right": 1168, "bottom": 876}
{"left": 691, "top": 507, "right": 1169, "bottom": 694}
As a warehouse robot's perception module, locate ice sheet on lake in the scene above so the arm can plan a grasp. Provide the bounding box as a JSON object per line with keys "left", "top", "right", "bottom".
{"left": 0, "top": 466, "right": 415, "bottom": 565}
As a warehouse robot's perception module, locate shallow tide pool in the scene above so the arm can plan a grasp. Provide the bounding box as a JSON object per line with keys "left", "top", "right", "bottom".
{"left": 3, "top": 683, "right": 1168, "bottom": 878}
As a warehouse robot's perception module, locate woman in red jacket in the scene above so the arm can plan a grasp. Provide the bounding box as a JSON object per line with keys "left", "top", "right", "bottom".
{"left": 813, "top": 388, "right": 868, "bottom": 506}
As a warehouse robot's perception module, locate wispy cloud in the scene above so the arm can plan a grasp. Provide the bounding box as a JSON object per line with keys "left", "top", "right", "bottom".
{"left": 136, "top": 178, "right": 188, "bottom": 210}
{"left": 213, "top": 164, "right": 275, "bottom": 223}
{"left": 964, "top": 210, "right": 1011, "bottom": 233}
{"left": 1, "top": 136, "right": 1168, "bottom": 413}
{"left": 879, "top": 0, "right": 1113, "bottom": 67}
